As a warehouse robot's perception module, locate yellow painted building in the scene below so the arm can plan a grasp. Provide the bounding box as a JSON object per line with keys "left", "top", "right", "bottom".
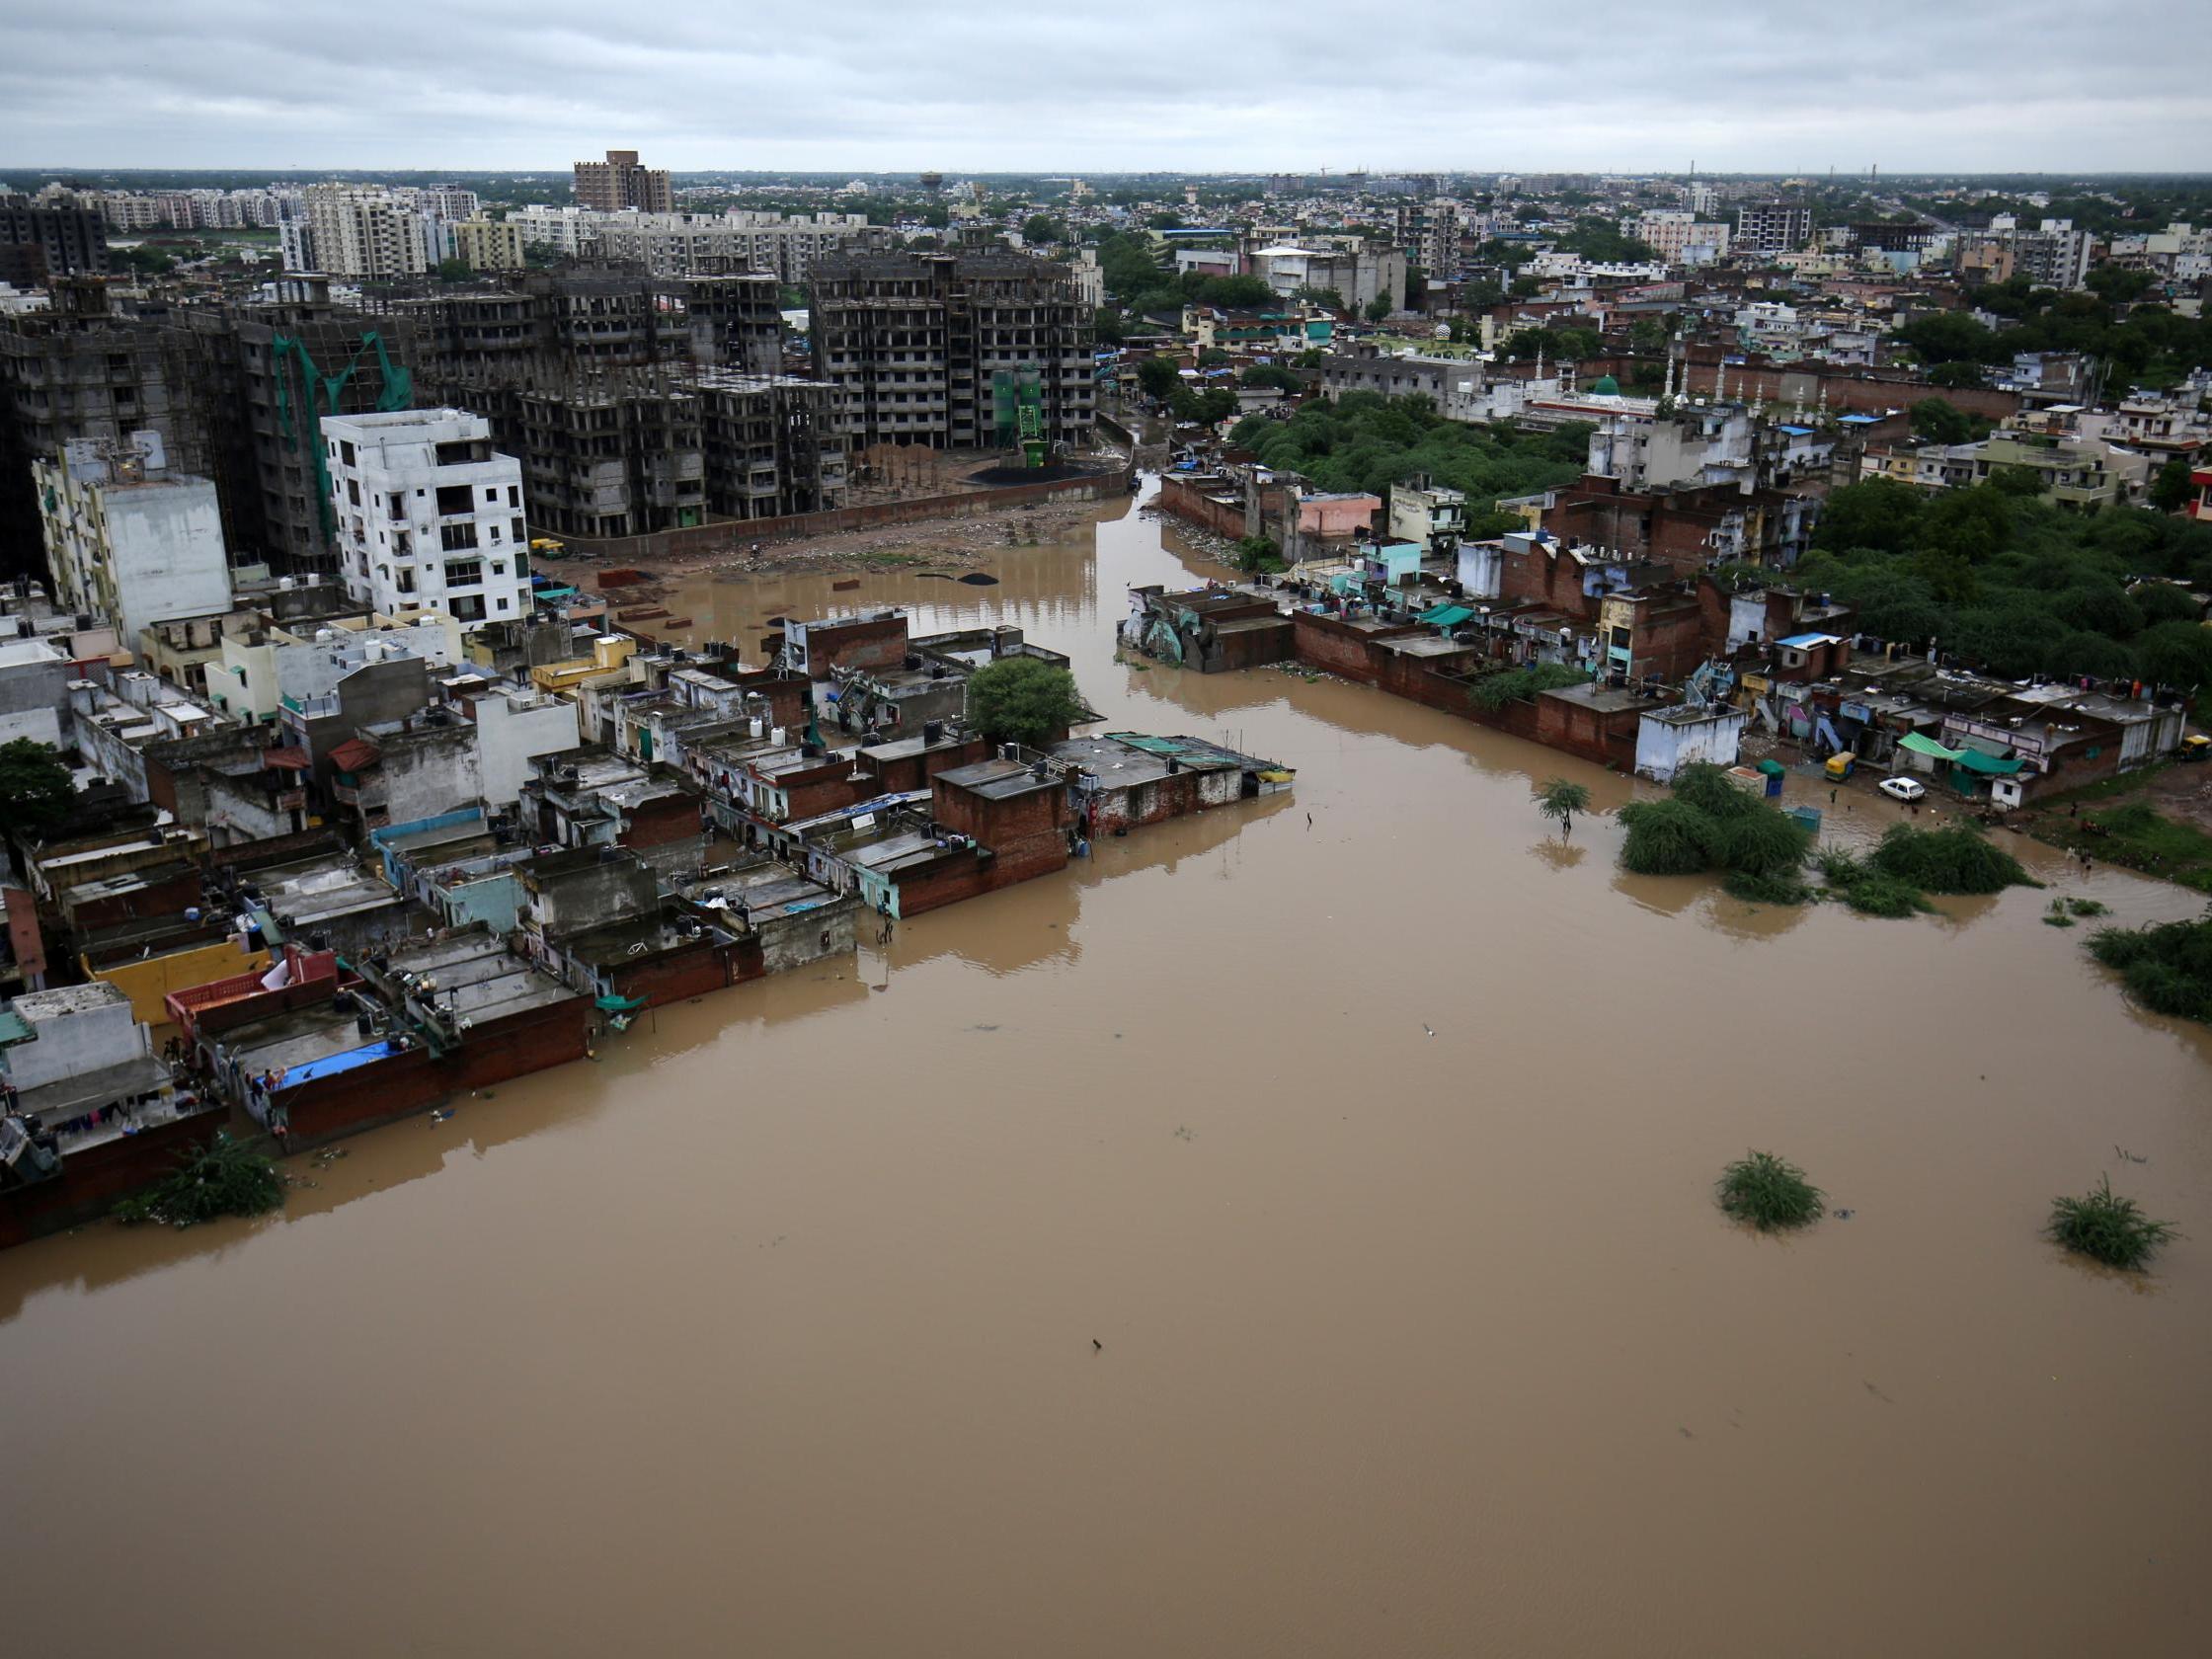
{"left": 530, "top": 634, "right": 638, "bottom": 697}
{"left": 90, "top": 937, "right": 271, "bottom": 1027}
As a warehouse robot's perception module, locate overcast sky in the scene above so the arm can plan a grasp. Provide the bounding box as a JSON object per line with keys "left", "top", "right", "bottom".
{"left": 3, "top": 1, "right": 2208, "bottom": 176}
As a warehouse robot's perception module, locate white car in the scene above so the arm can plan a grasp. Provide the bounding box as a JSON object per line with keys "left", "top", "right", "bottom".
{"left": 1878, "top": 776, "right": 1928, "bottom": 804}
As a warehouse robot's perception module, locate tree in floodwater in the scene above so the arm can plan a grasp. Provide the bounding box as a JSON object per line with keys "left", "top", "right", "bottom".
{"left": 966, "top": 656, "right": 1087, "bottom": 749}
{"left": 112, "top": 1134, "right": 284, "bottom": 1229}
{"left": 1536, "top": 777, "right": 1591, "bottom": 840}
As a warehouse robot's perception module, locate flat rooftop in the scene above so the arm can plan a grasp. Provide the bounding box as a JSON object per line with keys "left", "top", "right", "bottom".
{"left": 936, "top": 757, "right": 1061, "bottom": 800}
{"left": 1542, "top": 682, "right": 1649, "bottom": 716}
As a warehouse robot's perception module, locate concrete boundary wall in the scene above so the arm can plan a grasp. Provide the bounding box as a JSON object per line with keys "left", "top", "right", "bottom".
{"left": 551, "top": 457, "right": 1137, "bottom": 566}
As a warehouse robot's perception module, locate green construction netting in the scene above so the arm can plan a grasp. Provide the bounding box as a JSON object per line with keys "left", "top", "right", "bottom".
{"left": 1899, "top": 732, "right": 1965, "bottom": 761}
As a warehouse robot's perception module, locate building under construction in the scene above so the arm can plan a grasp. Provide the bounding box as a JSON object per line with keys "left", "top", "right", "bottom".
{"left": 165, "top": 277, "right": 421, "bottom": 575}
{"left": 1, "top": 264, "right": 837, "bottom": 574}
{"left": 810, "top": 251, "right": 1094, "bottom": 453}
{"left": 375, "top": 268, "right": 814, "bottom": 539}
{"left": 695, "top": 373, "right": 847, "bottom": 522}
{"left": 0, "top": 279, "right": 207, "bottom": 577}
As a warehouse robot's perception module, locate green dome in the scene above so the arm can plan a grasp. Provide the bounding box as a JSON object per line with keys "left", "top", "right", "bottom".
{"left": 1591, "top": 373, "right": 1620, "bottom": 395}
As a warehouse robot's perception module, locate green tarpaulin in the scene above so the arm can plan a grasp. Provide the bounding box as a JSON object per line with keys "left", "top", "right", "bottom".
{"left": 1951, "top": 747, "right": 2025, "bottom": 775}
{"left": 1420, "top": 604, "right": 1475, "bottom": 628}
{"left": 1899, "top": 732, "right": 1965, "bottom": 761}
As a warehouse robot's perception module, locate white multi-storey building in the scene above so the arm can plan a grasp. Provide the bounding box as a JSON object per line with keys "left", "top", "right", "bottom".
{"left": 292, "top": 185, "right": 432, "bottom": 277}
{"left": 34, "top": 432, "right": 234, "bottom": 648}
{"left": 321, "top": 409, "right": 531, "bottom": 632}
{"left": 1633, "top": 209, "right": 1732, "bottom": 267}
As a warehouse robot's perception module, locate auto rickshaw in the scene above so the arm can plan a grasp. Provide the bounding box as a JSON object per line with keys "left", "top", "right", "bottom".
{"left": 1824, "top": 751, "right": 1856, "bottom": 781}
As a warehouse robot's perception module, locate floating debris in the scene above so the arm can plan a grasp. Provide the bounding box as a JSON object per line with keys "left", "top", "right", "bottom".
{"left": 957, "top": 573, "right": 1000, "bottom": 586}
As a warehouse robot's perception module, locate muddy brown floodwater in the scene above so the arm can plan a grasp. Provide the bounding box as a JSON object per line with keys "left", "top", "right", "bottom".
{"left": 5, "top": 483, "right": 2211, "bottom": 1658}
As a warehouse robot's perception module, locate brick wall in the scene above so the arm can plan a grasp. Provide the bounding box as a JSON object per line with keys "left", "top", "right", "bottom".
{"left": 1157, "top": 475, "right": 1249, "bottom": 540}
{"left": 609, "top": 942, "right": 738, "bottom": 1008}
{"left": 567, "top": 464, "right": 1133, "bottom": 565}
{"left": 0, "top": 1110, "right": 225, "bottom": 1250}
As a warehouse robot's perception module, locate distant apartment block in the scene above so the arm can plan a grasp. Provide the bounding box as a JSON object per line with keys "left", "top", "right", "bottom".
{"left": 0, "top": 194, "right": 112, "bottom": 281}
{"left": 36, "top": 431, "right": 234, "bottom": 643}
{"left": 287, "top": 185, "right": 433, "bottom": 278}
{"left": 1633, "top": 209, "right": 1732, "bottom": 267}
{"left": 1734, "top": 202, "right": 1813, "bottom": 254}
{"left": 811, "top": 251, "right": 1094, "bottom": 451}
{"left": 322, "top": 409, "right": 531, "bottom": 630}
{"left": 573, "top": 149, "right": 672, "bottom": 214}
{"left": 450, "top": 219, "right": 526, "bottom": 273}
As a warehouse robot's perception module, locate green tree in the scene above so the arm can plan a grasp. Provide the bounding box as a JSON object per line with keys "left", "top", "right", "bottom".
{"left": 1365, "top": 292, "right": 1393, "bottom": 322}
{"left": 1909, "top": 397, "right": 1987, "bottom": 446}
{"left": 2135, "top": 620, "right": 2212, "bottom": 691}
{"left": 2132, "top": 581, "right": 2204, "bottom": 626}
{"left": 2151, "top": 456, "right": 2194, "bottom": 514}
{"left": 0, "top": 739, "right": 73, "bottom": 838}
{"left": 966, "top": 657, "right": 1087, "bottom": 748}
{"left": 2085, "top": 265, "right": 2155, "bottom": 304}
{"left": 1900, "top": 311, "right": 2000, "bottom": 364}
{"left": 1021, "top": 213, "right": 1067, "bottom": 246}
{"left": 1536, "top": 777, "right": 1591, "bottom": 840}
{"left": 1986, "top": 463, "right": 2046, "bottom": 499}
{"left": 1135, "top": 356, "right": 1182, "bottom": 401}
{"left": 119, "top": 244, "right": 176, "bottom": 276}
{"left": 1921, "top": 486, "right": 2012, "bottom": 564}
{"left": 1927, "top": 359, "right": 1989, "bottom": 389}
{"left": 435, "top": 257, "right": 472, "bottom": 282}
{"left": 1812, "top": 478, "right": 1924, "bottom": 556}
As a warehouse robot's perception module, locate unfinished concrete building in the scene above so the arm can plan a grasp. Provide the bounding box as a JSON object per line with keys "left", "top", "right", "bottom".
{"left": 695, "top": 374, "right": 847, "bottom": 521}
{"left": 165, "top": 278, "right": 421, "bottom": 574}
{"left": 0, "top": 279, "right": 205, "bottom": 575}
{"left": 511, "top": 377, "right": 704, "bottom": 538}
{"left": 811, "top": 251, "right": 1094, "bottom": 452}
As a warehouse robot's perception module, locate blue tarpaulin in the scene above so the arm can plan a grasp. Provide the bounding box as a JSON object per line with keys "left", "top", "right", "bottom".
{"left": 277, "top": 1040, "right": 396, "bottom": 1088}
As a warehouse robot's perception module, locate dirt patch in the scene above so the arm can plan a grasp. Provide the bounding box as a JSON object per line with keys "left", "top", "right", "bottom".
{"left": 534, "top": 498, "right": 1104, "bottom": 584}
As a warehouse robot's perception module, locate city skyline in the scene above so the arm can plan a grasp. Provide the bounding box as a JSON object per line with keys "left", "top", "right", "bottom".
{"left": 3, "top": 0, "right": 2208, "bottom": 174}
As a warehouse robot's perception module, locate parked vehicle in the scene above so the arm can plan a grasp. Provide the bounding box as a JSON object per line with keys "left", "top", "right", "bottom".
{"left": 1878, "top": 776, "right": 1928, "bottom": 804}
{"left": 2179, "top": 734, "right": 2211, "bottom": 763}
{"left": 1824, "top": 752, "right": 1856, "bottom": 781}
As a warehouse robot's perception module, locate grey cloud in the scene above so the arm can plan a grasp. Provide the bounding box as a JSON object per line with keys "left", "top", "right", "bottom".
{"left": 0, "top": 0, "right": 2206, "bottom": 171}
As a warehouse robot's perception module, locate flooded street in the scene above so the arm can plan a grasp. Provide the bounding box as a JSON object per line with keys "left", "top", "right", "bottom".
{"left": 5, "top": 483, "right": 2211, "bottom": 1657}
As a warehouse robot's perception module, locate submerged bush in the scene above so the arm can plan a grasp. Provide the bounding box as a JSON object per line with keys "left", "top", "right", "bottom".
{"left": 1815, "top": 846, "right": 1868, "bottom": 886}
{"left": 1467, "top": 663, "right": 1587, "bottom": 711}
{"left": 1837, "top": 875, "right": 1935, "bottom": 917}
{"left": 1710, "top": 809, "right": 1813, "bottom": 877}
{"left": 1868, "top": 822, "right": 2038, "bottom": 895}
{"left": 2048, "top": 1175, "right": 2178, "bottom": 1270}
{"left": 2087, "top": 917, "right": 2212, "bottom": 1023}
{"left": 1618, "top": 764, "right": 1811, "bottom": 890}
{"left": 113, "top": 1133, "right": 284, "bottom": 1229}
{"left": 1673, "top": 761, "right": 1765, "bottom": 822}
{"left": 1618, "top": 797, "right": 1717, "bottom": 875}
{"left": 1722, "top": 868, "right": 1811, "bottom": 906}
{"left": 1717, "top": 1150, "right": 1825, "bottom": 1232}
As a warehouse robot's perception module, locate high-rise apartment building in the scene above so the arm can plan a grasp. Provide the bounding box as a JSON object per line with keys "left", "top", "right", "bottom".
{"left": 292, "top": 185, "right": 432, "bottom": 278}
{"left": 0, "top": 194, "right": 112, "bottom": 278}
{"left": 1734, "top": 202, "right": 1813, "bottom": 254}
{"left": 321, "top": 408, "right": 531, "bottom": 630}
{"left": 811, "top": 251, "right": 1095, "bottom": 451}
{"left": 573, "top": 149, "right": 673, "bottom": 214}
